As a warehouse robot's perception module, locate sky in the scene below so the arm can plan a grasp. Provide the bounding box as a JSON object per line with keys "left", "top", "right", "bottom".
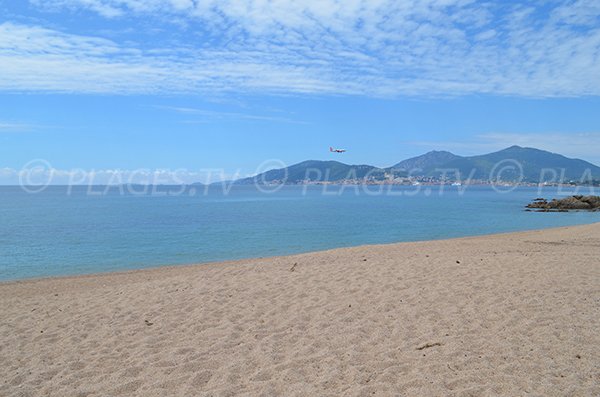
{"left": 1, "top": 0, "right": 600, "bottom": 184}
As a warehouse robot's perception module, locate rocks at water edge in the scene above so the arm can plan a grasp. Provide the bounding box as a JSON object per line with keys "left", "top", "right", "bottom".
{"left": 526, "top": 195, "right": 600, "bottom": 212}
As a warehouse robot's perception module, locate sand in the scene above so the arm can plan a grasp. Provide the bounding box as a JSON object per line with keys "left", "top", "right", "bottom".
{"left": 1, "top": 224, "right": 599, "bottom": 396}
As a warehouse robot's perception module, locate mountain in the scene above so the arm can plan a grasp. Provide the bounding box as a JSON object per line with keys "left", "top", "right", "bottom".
{"left": 392, "top": 150, "right": 463, "bottom": 173}
{"left": 434, "top": 146, "right": 600, "bottom": 182}
{"left": 234, "top": 160, "right": 387, "bottom": 184}
{"left": 233, "top": 146, "right": 600, "bottom": 184}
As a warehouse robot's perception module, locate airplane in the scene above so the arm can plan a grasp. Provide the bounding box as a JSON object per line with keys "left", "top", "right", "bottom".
{"left": 330, "top": 146, "right": 347, "bottom": 153}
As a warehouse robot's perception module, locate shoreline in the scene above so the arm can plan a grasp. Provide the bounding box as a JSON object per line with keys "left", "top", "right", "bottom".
{"left": 1, "top": 222, "right": 599, "bottom": 396}
{"left": 2, "top": 221, "right": 599, "bottom": 286}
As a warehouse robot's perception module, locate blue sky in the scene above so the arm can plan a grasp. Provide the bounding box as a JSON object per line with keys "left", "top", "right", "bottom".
{"left": 1, "top": 0, "right": 600, "bottom": 183}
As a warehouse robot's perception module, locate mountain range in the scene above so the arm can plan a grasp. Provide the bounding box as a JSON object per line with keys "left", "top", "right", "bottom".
{"left": 233, "top": 146, "right": 600, "bottom": 184}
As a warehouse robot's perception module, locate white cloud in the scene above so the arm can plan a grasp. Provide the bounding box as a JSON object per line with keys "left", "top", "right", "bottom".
{"left": 1, "top": 1, "right": 599, "bottom": 97}
{"left": 156, "top": 105, "right": 308, "bottom": 124}
{"left": 0, "top": 123, "right": 27, "bottom": 131}
{"left": 0, "top": 121, "right": 38, "bottom": 132}
{"left": 551, "top": 0, "right": 600, "bottom": 26}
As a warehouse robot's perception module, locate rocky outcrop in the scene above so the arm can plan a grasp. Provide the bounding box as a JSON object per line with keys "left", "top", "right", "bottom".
{"left": 526, "top": 195, "right": 600, "bottom": 212}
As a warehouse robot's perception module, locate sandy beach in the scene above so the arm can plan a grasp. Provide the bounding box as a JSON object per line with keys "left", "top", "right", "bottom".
{"left": 1, "top": 224, "right": 599, "bottom": 396}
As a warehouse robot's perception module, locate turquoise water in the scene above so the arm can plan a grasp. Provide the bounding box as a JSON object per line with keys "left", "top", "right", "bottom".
{"left": 1, "top": 185, "right": 599, "bottom": 281}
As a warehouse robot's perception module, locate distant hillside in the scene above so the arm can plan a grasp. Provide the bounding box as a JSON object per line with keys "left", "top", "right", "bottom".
{"left": 233, "top": 146, "right": 600, "bottom": 184}
{"left": 434, "top": 146, "right": 600, "bottom": 182}
{"left": 392, "top": 150, "right": 462, "bottom": 173}
{"left": 235, "top": 160, "right": 387, "bottom": 184}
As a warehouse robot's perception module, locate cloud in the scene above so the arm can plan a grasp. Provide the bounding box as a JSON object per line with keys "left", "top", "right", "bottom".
{"left": 0, "top": 23, "right": 184, "bottom": 94}
{"left": 156, "top": 105, "right": 308, "bottom": 124}
{"left": 551, "top": 0, "right": 600, "bottom": 26}
{"left": 1, "top": 1, "right": 600, "bottom": 97}
{"left": 0, "top": 123, "right": 27, "bottom": 131}
{"left": 0, "top": 122, "right": 38, "bottom": 132}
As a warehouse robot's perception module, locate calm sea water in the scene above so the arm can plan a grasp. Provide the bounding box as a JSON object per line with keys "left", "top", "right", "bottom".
{"left": 1, "top": 185, "right": 599, "bottom": 281}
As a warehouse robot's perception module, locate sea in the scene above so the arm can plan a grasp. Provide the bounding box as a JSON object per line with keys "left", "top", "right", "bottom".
{"left": 1, "top": 184, "right": 599, "bottom": 281}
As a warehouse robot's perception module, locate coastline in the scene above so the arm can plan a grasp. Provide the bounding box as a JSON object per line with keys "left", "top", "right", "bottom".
{"left": 3, "top": 220, "right": 600, "bottom": 284}
{"left": 1, "top": 223, "right": 599, "bottom": 396}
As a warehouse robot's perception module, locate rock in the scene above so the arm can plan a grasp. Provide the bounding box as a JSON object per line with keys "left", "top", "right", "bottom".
{"left": 556, "top": 197, "right": 592, "bottom": 210}
{"left": 581, "top": 195, "right": 600, "bottom": 207}
{"left": 525, "top": 195, "right": 600, "bottom": 211}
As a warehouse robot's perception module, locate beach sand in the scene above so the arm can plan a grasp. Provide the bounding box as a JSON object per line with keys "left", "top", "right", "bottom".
{"left": 1, "top": 224, "right": 599, "bottom": 396}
